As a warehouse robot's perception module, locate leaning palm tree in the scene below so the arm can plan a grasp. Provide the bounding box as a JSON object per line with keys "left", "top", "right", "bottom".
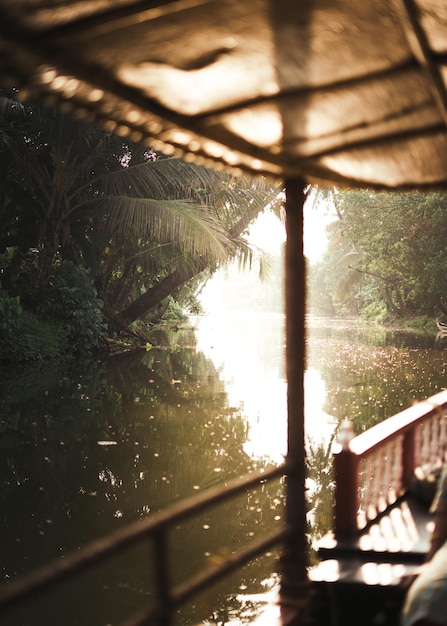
{"left": 87, "top": 157, "right": 282, "bottom": 324}
{"left": 1, "top": 96, "right": 282, "bottom": 327}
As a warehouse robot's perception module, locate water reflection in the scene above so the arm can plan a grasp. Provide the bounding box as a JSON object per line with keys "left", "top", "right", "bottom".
{"left": 1, "top": 315, "right": 446, "bottom": 624}
{"left": 304, "top": 367, "right": 337, "bottom": 446}
{"left": 307, "top": 316, "right": 447, "bottom": 432}
{"left": 193, "top": 312, "right": 287, "bottom": 464}
{"left": 0, "top": 325, "right": 284, "bottom": 626}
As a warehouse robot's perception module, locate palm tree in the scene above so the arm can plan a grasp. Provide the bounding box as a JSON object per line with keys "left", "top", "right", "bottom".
{"left": 98, "top": 163, "right": 281, "bottom": 324}
{"left": 1, "top": 95, "right": 282, "bottom": 327}
{"left": 1, "top": 96, "right": 120, "bottom": 293}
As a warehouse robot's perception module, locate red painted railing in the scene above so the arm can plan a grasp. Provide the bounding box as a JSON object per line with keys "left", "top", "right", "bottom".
{"left": 333, "top": 389, "right": 447, "bottom": 536}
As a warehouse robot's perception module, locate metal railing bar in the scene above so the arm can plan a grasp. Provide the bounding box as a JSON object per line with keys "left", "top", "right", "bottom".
{"left": 120, "top": 526, "right": 292, "bottom": 626}
{"left": 0, "top": 463, "right": 287, "bottom": 614}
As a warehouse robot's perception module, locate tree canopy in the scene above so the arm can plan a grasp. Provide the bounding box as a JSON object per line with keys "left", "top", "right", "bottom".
{"left": 308, "top": 189, "right": 447, "bottom": 321}
{"left": 0, "top": 91, "right": 282, "bottom": 358}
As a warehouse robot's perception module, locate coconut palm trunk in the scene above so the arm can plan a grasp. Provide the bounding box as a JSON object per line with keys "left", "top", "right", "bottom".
{"left": 118, "top": 200, "right": 273, "bottom": 325}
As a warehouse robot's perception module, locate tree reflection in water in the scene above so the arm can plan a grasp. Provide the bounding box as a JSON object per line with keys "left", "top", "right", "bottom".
{"left": 305, "top": 317, "right": 447, "bottom": 552}
{"left": 0, "top": 326, "right": 284, "bottom": 626}
{"left": 1, "top": 317, "right": 446, "bottom": 624}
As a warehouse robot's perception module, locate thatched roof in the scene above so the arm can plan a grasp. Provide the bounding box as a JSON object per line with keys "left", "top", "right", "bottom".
{"left": 1, "top": 0, "right": 447, "bottom": 188}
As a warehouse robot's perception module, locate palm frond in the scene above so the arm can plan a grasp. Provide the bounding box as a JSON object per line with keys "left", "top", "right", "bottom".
{"left": 76, "top": 157, "right": 220, "bottom": 202}
{"left": 334, "top": 270, "right": 363, "bottom": 302}
{"left": 79, "top": 196, "right": 235, "bottom": 262}
{"left": 334, "top": 251, "right": 362, "bottom": 273}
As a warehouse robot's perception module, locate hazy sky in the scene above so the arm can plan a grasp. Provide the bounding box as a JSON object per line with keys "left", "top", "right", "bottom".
{"left": 248, "top": 201, "right": 331, "bottom": 264}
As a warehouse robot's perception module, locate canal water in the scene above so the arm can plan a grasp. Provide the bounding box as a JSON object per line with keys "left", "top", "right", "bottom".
{"left": 1, "top": 315, "right": 447, "bottom": 625}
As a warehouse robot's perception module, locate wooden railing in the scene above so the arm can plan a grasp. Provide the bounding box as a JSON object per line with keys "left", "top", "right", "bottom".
{"left": 333, "top": 389, "right": 447, "bottom": 537}
{"left": 0, "top": 464, "right": 290, "bottom": 626}
{"left": 5, "top": 390, "right": 447, "bottom": 622}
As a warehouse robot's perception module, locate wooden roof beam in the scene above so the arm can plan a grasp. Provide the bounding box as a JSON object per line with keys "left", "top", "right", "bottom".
{"left": 397, "top": 0, "right": 447, "bottom": 129}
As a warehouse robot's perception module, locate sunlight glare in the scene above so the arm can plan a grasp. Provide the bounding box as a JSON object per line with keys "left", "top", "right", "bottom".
{"left": 194, "top": 314, "right": 337, "bottom": 464}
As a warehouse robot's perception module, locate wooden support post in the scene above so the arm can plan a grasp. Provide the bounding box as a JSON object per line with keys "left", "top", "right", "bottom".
{"left": 280, "top": 179, "right": 309, "bottom": 610}
{"left": 402, "top": 428, "right": 416, "bottom": 493}
{"left": 333, "top": 444, "right": 360, "bottom": 536}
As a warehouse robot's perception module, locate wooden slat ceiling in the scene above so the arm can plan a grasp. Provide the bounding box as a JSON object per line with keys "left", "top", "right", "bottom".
{"left": 1, "top": 0, "right": 447, "bottom": 188}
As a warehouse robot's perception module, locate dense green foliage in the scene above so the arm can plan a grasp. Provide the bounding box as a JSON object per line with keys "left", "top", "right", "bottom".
{"left": 0, "top": 261, "right": 105, "bottom": 360}
{"left": 0, "top": 285, "right": 60, "bottom": 361}
{"left": 0, "top": 91, "right": 281, "bottom": 360}
{"left": 37, "top": 261, "right": 107, "bottom": 355}
{"left": 308, "top": 189, "right": 447, "bottom": 322}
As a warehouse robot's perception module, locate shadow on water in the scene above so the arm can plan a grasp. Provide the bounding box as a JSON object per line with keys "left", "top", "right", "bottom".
{"left": 1, "top": 316, "right": 447, "bottom": 623}
{"left": 0, "top": 328, "right": 284, "bottom": 626}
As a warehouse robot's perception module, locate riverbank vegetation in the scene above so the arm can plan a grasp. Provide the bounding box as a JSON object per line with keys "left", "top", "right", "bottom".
{"left": 308, "top": 189, "right": 447, "bottom": 329}
{"left": 0, "top": 90, "right": 282, "bottom": 362}
{"left": 4, "top": 86, "right": 446, "bottom": 363}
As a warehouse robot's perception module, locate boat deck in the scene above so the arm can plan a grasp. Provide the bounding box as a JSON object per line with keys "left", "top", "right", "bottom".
{"left": 308, "top": 495, "right": 432, "bottom": 626}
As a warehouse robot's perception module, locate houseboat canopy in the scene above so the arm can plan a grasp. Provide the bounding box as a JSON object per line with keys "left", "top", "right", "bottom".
{"left": 1, "top": 0, "right": 447, "bottom": 189}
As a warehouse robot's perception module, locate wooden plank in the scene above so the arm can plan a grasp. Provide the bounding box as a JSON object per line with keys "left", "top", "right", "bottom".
{"left": 309, "top": 561, "right": 410, "bottom": 626}
{"left": 316, "top": 495, "right": 432, "bottom": 565}
{"left": 309, "top": 557, "right": 420, "bottom": 586}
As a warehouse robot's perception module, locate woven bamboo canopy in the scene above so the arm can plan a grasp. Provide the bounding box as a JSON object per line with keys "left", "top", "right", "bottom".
{"left": 1, "top": 0, "right": 447, "bottom": 189}
{"left": 3, "top": 0, "right": 445, "bottom": 609}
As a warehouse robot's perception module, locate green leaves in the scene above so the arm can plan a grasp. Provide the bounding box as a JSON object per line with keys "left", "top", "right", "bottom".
{"left": 332, "top": 190, "right": 447, "bottom": 317}
{"left": 37, "top": 261, "right": 106, "bottom": 356}
{"left": 1, "top": 92, "right": 281, "bottom": 329}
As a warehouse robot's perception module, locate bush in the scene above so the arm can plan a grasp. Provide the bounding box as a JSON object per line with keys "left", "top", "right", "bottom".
{"left": 0, "top": 248, "right": 39, "bottom": 304}
{"left": 162, "top": 298, "right": 189, "bottom": 321}
{"left": 0, "top": 288, "right": 22, "bottom": 333}
{"left": 0, "top": 287, "right": 61, "bottom": 362}
{"left": 10, "top": 311, "right": 61, "bottom": 361}
{"left": 37, "top": 261, "right": 107, "bottom": 356}
{"left": 0, "top": 288, "right": 22, "bottom": 360}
